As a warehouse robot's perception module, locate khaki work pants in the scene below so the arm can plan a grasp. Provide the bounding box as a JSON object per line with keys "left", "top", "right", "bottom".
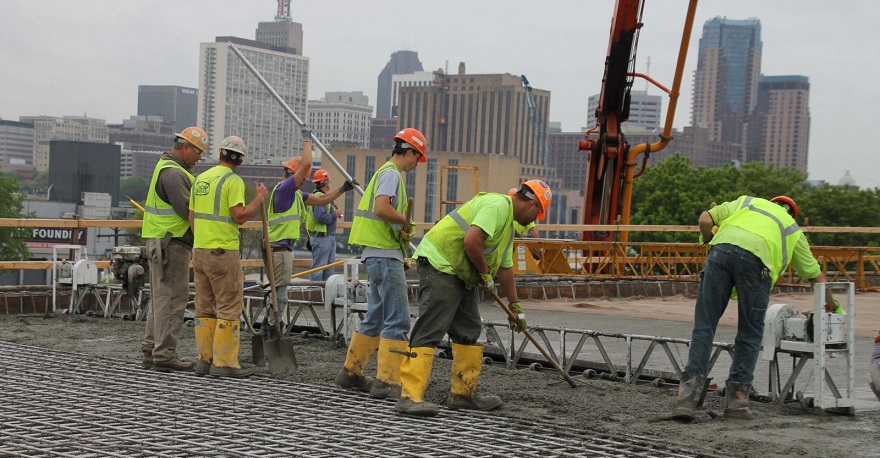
{"left": 142, "top": 239, "right": 192, "bottom": 363}
{"left": 270, "top": 249, "right": 292, "bottom": 322}
{"left": 193, "top": 248, "right": 244, "bottom": 321}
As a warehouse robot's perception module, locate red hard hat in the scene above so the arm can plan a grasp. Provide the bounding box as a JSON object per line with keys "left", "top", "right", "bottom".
{"left": 312, "top": 169, "right": 330, "bottom": 183}
{"left": 393, "top": 127, "right": 427, "bottom": 161}
{"left": 770, "top": 195, "right": 799, "bottom": 219}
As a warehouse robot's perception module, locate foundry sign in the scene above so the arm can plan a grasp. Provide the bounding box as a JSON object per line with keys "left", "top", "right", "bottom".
{"left": 29, "top": 227, "right": 87, "bottom": 244}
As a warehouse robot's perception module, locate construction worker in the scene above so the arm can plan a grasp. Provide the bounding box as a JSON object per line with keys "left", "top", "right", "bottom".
{"left": 140, "top": 126, "right": 209, "bottom": 372}
{"left": 396, "top": 179, "right": 553, "bottom": 417}
{"left": 335, "top": 127, "right": 425, "bottom": 399}
{"left": 265, "top": 127, "right": 354, "bottom": 330}
{"left": 305, "top": 169, "right": 344, "bottom": 281}
{"left": 672, "top": 195, "right": 836, "bottom": 420}
{"left": 189, "top": 136, "right": 269, "bottom": 378}
{"left": 509, "top": 187, "right": 543, "bottom": 261}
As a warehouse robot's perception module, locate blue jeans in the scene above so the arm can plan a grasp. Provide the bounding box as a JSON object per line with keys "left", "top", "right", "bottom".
{"left": 309, "top": 235, "right": 336, "bottom": 281}
{"left": 683, "top": 244, "right": 772, "bottom": 384}
{"left": 357, "top": 257, "right": 411, "bottom": 341}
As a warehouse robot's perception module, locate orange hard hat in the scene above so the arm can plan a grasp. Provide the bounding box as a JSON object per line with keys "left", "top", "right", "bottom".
{"left": 393, "top": 127, "right": 427, "bottom": 160}
{"left": 770, "top": 195, "right": 799, "bottom": 218}
{"left": 520, "top": 179, "right": 553, "bottom": 221}
{"left": 508, "top": 188, "right": 517, "bottom": 196}
{"left": 312, "top": 169, "right": 330, "bottom": 183}
{"left": 281, "top": 156, "right": 311, "bottom": 176}
{"left": 175, "top": 126, "right": 209, "bottom": 152}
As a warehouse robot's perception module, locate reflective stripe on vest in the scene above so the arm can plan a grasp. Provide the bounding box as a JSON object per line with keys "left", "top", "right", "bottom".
{"left": 305, "top": 191, "right": 329, "bottom": 234}
{"left": 349, "top": 161, "right": 406, "bottom": 249}
{"left": 192, "top": 170, "right": 235, "bottom": 224}
{"left": 424, "top": 193, "right": 514, "bottom": 287}
{"left": 267, "top": 184, "right": 303, "bottom": 243}
{"left": 738, "top": 196, "right": 801, "bottom": 272}
{"left": 142, "top": 158, "right": 194, "bottom": 239}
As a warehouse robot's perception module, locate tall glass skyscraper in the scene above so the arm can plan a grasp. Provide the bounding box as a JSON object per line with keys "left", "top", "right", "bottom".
{"left": 691, "top": 17, "right": 762, "bottom": 147}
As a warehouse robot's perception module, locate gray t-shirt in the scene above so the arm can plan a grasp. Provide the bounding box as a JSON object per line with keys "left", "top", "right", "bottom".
{"left": 361, "top": 167, "right": 404, "bottom": 262}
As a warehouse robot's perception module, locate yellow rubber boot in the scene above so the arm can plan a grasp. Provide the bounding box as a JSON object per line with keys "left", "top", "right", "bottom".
{"left": 194, "top": 317, "right": 216, "bottom": 376}
{"left": 335, "top": 331, "right": 380, "bottom": 392}
{"left": 394, "top": 347, "right": 438, "bottom": 417}
{"left": 448, "top": 343, "right": 502, "bottom": 411}
{"left": 209, "top": 319, "right": 256, "bottom": 378}
{"left": 370, "top": 338, "right": 408, "bottom": 399}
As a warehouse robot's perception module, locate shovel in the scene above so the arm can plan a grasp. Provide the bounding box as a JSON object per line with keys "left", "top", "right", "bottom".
{"left": 252, "top": 201, "right": 298, "bottom": 374}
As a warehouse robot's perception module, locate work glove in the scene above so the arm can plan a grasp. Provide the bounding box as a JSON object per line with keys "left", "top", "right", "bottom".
{"left": 340, "top": 178, "right": 359, "bottom": 193}
{"left": 508, "top": 301, "right": 527, "bottom": 333}
{"left": 478, "top": 272, "right": 495, "bottom": 293}
{"left": 400, "top": 223, "right": 415, "bottom": 245}
{"left": 301, "top": 124, "right": 312, "bottom": 140}
{"left": 825, "top": 299, "right": 844, "bottom": 314}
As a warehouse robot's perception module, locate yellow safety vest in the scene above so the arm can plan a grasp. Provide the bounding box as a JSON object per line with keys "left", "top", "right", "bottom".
{"left": 423, "top": 193, "right": 515, "bottom": 288}
{"left": 267, "top": 183, "right": 304, "bottom": 243}
{"left": 304, "top": 191, "right": 329, "bottom": 234}
{"left": 191, "top": 165, "right": 242, "bottom": 250}
{"left": 142, "top": 158, "right": 194, "bottom": 239}
{"left": 349, "top": 161, "right": 406, "bottom": 249}
{"left": 713, "top": 195, "right": 803, "bottom": 280}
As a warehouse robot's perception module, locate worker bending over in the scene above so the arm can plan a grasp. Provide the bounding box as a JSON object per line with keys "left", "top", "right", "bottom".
{"left": 672, "top": 195, "right": 835, "bottom": 420}
{"left": 396, "top": 179, "right": 552, "bottom": 417}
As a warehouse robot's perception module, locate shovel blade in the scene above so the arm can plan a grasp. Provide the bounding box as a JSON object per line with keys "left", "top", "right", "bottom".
{"left": 265, "top": 336, "right": 298, "bottom": 374}
{"left": 251, "top": 334, "right": 266, "bottom": 367}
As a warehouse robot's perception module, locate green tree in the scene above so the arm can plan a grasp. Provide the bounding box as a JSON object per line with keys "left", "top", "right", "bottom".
{"left": 801, "top": 185, "right": 880, "bottom": 247}
{"left": 0, "top": 173, "right": 31, "bottom": 261}
{"left": 19, "top": 171, "right": 49, "bottom": 196}
{"left": 120, "top": 176, "right": 150, "bottom": 203}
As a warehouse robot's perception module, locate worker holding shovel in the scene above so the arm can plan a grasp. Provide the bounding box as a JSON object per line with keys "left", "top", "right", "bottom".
{"left": 264, "top": 126, "right": 355, "bottom": 332}
{"left": 395, "top": 180, "right": 552, "bottom": 417}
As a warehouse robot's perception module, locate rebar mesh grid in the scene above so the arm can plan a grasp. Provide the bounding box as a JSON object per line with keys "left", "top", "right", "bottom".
{"left": 0, "top": 341, "right": 717, "bottom": 457}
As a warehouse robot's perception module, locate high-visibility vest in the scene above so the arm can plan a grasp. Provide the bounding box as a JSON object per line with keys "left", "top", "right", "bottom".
{"left": 349, "top": 161, "right": 406, "bottom": 249}
{"left": 305, "top": 191, "right": 330, "bottom": 234}
{"left": 267, "top": 183, "right": 304, "bottom": 243}
{"left": 423, "top": 192, "right": 515, "bottom": 288}
{"left": 712, "top": 195, "right": 803, "bottom": 280}
{"left": 142, "top": 158, "right": 194, "bottom": 239}
{"left": 191, "top": 165, "right": 241, "bottom": 250}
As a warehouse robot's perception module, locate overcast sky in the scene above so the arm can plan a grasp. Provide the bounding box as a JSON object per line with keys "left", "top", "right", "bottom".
{"left": 2, "top": 1, "right": 876, "bottom": 186}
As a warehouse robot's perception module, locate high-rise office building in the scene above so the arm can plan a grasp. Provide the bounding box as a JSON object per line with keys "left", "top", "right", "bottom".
{"left": 396, "top": 66, "right": 551, "bottom": 171}
{"left": 376, "top": 50, "right": 424, "bottom": 118}
{"left": 587, "top": 90, "right": 662, "bottom": 130}
{"left": 198, "top": 36, "right": 309, "bottom": 163}
{"left": 691, "top": 17, "right": 762, "bottom": 148}
{"left": 390, "top": 71, "right": 435, "bottom": 118}
{"left": 369, "top": 118, "right": 398, "bottom": 150}
{"left": 137, "top": 85, "right": 198, "bottom": 133}
{"left": 307, "top": 92, "right": 373, "bottom": 149}
{"left": 0, "top": 120, "right": 35, "bottom": 165}
{"left": 746, "top": 75, "right": 810, "bottom": 173}
{"left": 255, "top": 0, "right": 303, "bottom": 55}
{"left": 20, "top": 116, "right": 108, "bottom": 172}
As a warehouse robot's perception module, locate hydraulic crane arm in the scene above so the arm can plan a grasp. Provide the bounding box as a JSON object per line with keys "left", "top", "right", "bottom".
{"left": 579, "top": 0, "right": 699, "bottom": 242}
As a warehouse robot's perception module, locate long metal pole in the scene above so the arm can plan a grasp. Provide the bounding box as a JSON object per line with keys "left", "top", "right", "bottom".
{"left": 227, "top": 43, "right": 364, "bottom": 196}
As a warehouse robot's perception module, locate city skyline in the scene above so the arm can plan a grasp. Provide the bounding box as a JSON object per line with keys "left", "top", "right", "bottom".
{"left": 0, "top": 1, "right": 875, "bottom": 186}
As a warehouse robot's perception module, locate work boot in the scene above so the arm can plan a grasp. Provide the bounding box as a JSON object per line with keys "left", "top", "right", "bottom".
{"left": 153, "top": 358, "right": 195, "bottom": 373}
{"left": 370, "top": 338, "right": 408, "bottom": 399}
{"left": 447, "top": 343, "right": 502, "bottom": 411}
{"left": 142, "top": 350, "right": 153, "bottom": 369}
{"left": 395, "top": 347, "right": 439, "bottom": 417}
{"left": 671, "top": 374, "right": 706, "bottom": 421}
{"left": 335, "top": 331, "right": 380, "bottom": 392}
{"left": 724, "top": 381, "right": 758, "bottom": 420}
{"left": 209, "top": 319, "right": 257, "bottom": 378}
{"left": 194, "top": 317, "right": 216, "bottom": 376}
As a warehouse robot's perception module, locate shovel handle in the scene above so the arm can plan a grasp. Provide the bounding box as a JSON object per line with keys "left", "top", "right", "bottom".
{"left": 489, "top": 291, "right": 578, "bottom": 388}
{"left": 260, "top": 202, "right": 282, "bottom": 332}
